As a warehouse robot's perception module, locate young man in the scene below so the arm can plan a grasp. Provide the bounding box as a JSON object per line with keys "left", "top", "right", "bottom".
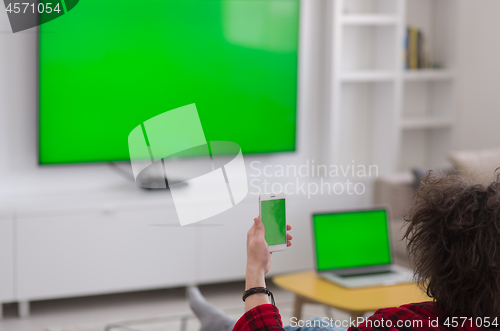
{"left": 189, "top": 173, "right": 500, "bottom": 331}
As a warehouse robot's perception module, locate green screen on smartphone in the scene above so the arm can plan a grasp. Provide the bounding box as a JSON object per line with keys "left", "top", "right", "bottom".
{"left": 261, "top": 199, "right": 286, "bottom": 246}
{"left": 313, "top": 209, "right": 391, "bottom": 271}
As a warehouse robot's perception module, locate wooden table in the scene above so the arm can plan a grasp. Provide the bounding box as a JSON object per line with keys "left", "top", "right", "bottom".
{"left": 273, "top": 271, "right": 430, "bottom": 318}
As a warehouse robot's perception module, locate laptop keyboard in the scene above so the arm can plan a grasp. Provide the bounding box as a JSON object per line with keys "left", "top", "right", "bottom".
{"left": 338, "top": 270, "right": 396, "bottom": 278}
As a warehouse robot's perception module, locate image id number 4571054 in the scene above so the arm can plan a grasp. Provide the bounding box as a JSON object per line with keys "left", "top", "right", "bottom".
{"left": 444, "top": 317, "right": 499, "bottom": 328}
{"left": 6, "top": 2, "right": 62, "bottom": 14}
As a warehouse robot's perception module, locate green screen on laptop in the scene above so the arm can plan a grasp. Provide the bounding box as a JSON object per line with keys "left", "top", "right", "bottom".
{"left": 313, "top": 209, "right": 391, "bottom": 271}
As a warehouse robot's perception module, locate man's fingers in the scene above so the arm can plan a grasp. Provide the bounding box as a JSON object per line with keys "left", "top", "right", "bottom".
{"left": 247, "top": 221, "right": 256, "bottom": 238}
{"left": 287, "top": 240, "right": 292, "bottom": 247}
{"left": 287, "top": 233, "right": 293, "bottom": 241}
{"left": 287, "top": 224, "right": 292, "bottom": 231}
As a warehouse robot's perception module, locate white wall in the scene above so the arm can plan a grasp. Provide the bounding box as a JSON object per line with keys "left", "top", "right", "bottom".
{"left": 455, "top": 0, "right": 500, "bottom": 150}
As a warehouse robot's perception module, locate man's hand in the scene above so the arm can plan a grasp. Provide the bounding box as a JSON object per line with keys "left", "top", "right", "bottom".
{"left": 245, "top": 216, "right": 292, "bottom": 311}
{"left": 246, "top": 217, "right": 293, "bottom": 277}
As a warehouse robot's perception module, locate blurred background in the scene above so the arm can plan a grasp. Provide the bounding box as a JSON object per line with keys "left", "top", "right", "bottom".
{"left": 0, "top": 0, "right": 499, "bottom": 330}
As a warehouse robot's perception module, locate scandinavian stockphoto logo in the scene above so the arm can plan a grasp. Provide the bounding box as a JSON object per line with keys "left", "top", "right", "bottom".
{"left": 3, "top": 0, "right": 79, "bottom": 33}
{"left": 128, "top": 104, "right": 249, "bottom": 226}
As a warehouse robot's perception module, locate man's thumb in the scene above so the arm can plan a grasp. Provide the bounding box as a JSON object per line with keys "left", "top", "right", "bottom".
{"left": 254, "top": 217, "right": 265, "bottom": 232}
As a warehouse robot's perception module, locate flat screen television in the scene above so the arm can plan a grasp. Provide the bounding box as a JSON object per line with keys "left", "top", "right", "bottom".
{"left": 39, "top": 0, "right": 300, "bottom": 165}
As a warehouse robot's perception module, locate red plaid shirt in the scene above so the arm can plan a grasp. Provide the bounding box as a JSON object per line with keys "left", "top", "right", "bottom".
{"left": 233, "top": 302, "right": 487, "bottom": 331}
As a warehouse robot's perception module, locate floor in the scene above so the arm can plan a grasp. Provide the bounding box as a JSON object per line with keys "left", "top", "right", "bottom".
{"left": 0, "top": 281, "right": 340, "bottom": 331}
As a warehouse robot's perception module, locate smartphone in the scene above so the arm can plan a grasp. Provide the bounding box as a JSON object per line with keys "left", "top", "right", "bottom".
{"left": 259, "top": 193, "right": 287, "bottom": 252}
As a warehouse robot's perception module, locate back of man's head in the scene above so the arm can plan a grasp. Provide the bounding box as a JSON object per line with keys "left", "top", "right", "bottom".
{"left": 405, "top": 171, "right": 500, "bottom": 319}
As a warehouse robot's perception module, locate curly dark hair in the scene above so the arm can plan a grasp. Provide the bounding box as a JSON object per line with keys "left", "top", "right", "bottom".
{"left": 404, "top": 171, "right": 500, "bottom": 319}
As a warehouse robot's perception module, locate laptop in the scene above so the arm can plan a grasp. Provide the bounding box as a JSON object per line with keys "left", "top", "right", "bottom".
{"left": 312, "top": 207, "right": 413, "bottom": 288}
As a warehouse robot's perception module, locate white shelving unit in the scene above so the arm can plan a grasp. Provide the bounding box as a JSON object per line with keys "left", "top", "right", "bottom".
{"left": 340, "top": 71, "right": 396, "bottom": 82}
{"left": 403, "top": 69, "right": 455, "bottom": 81}
{"left": 400, "top": 117, "right": 453, "bottom": 130}
{"left": 329, "top": 0, "right": 457, "bottom": 174}
{"left": 341, "top": 15, "right": 398, "bottom": 25}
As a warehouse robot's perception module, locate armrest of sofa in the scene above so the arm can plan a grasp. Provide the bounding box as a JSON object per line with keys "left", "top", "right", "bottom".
{"left": 373, "top": 172, "right": 415, "bottom": 219}
{"left": 448, "top": 147, "right": 500, "bottom": 186}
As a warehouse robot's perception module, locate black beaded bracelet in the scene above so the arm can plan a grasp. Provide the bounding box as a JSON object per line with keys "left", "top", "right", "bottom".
{"left": 242, "top": 287, "right": 275, "bottom": 306}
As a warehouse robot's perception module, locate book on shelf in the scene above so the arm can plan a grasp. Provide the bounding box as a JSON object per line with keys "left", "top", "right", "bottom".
{"left": 404, "top": 26, "right": 428, "bottom": 70}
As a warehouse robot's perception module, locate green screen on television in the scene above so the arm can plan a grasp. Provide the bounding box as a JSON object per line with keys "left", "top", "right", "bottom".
{"left": 39, "top": 0, "right": 300, "bottom": 164}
